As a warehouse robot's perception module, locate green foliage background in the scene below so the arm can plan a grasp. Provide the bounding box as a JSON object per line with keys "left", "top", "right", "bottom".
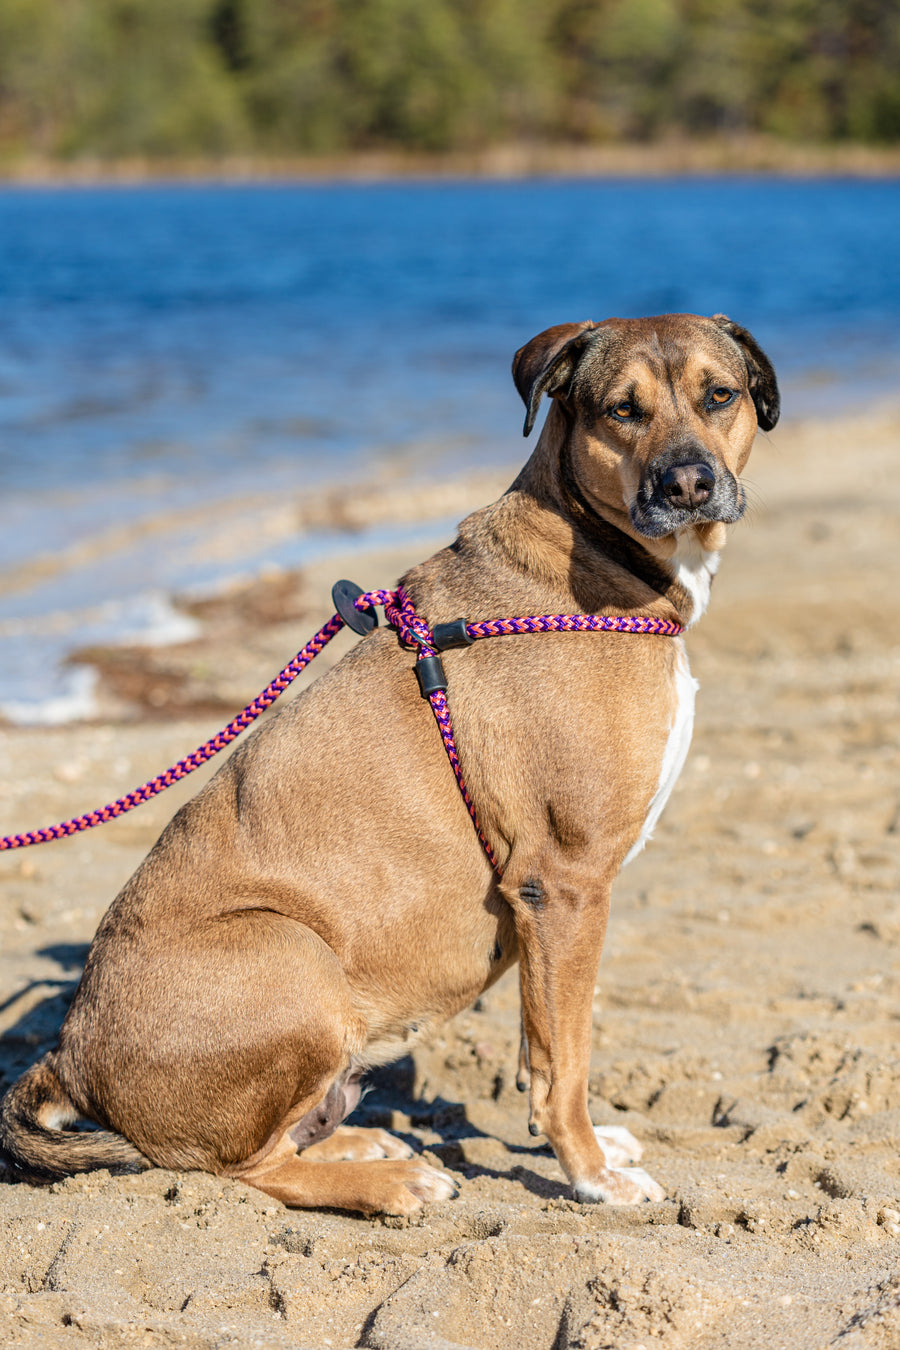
{"left": 0, "top": 0, "right": 898, "bottom": 160}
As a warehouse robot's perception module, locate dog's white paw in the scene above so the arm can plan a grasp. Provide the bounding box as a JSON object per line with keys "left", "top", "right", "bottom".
{"left": 574, "top": 1166, "right": 666, "bottom": 1206}
{"left": 404, "top": 1162, "right": 459, "bottom": 1205}
{"left": 592, "top": 1124, "right": 644, "bottom": 1167}
{"left": 371, "top": 1129, "right": 414, "bottom": 1160}
{"left": 343, "top": 1127, "right": 413, "bottom": 1161}
{"left": 301, "top": 1125, "right": 413, "bottom": 1163}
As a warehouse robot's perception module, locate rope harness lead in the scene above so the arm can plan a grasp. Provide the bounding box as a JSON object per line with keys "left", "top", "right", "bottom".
{"left": 0, "top": 584, "right": 683, "bottom": 873}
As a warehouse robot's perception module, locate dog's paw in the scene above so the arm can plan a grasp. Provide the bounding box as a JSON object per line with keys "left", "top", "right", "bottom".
{"left": 592, "top": 1124, "right": 644, "bottom": 1167}
{"left": 376, "top": 1161, "right": 459, "bottom": 1216}
{"left": 403, "top": 1161, "right": 459, "bottom": 1205}
{"left": 573, "top": 1166, "right": 666, "bottom": 1206}
{"left": 302, "top": 1125, "right": 413, "bottom": 1163}
{"left": 357, "top": 1127, "right": 414, "bottom": 1161}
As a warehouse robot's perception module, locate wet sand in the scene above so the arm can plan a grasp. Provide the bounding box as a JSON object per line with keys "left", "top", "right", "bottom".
{"left": 1, "top": 402, "right": 899, "bottom": 1348}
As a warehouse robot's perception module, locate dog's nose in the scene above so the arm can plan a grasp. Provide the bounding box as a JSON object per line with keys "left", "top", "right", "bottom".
{"left": 661, "top": 463, "right": 715, "bottom": 509}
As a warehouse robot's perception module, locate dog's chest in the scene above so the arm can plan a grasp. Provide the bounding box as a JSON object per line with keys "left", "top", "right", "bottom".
{"left": 622, "top": 640, "right": 697, "bottom": 867}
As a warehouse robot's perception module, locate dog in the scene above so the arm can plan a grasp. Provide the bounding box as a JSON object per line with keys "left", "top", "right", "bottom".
{"left": 0, "top": 313, "right": 778, "bottom": 1215}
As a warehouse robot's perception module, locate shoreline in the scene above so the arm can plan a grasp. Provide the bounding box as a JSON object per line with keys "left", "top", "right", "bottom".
{"left": 3, "top": 137, "right": 900, "bottom": 186}
{"left": 0, "top": 464, "right": 516, "bottom": 727}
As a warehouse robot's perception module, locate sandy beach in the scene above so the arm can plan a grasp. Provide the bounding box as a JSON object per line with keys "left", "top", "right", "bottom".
{"left": 1, "top": 400, "right": 899, "bottom": 1349}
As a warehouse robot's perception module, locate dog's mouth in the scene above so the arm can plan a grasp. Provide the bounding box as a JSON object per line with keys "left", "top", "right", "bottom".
{"left": 629, "top": 448, "right": 745, "bottom": 539}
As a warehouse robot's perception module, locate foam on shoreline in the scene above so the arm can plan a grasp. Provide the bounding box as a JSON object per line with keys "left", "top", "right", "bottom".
{"left": 0, "top": 465, "right": 513, "bottom": 725}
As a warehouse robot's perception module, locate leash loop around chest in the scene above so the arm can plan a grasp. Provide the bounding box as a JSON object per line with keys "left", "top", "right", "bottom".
{"left": 354, "top": 586, "right": 683, "bottom": 878}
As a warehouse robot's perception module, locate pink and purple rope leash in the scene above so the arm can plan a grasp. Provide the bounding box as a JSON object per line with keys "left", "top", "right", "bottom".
{"left": 0, "top": 588, "right": 682, "bottom": 873}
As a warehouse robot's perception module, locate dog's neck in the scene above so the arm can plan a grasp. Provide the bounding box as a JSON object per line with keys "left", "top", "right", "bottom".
{"left": 482, "top": 404, "right": 722, "bottom": 628}
{"left": 666, "top": 531, "right": 720, "bottom": 626}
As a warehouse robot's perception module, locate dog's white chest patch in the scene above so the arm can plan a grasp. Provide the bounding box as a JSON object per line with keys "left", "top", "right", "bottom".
{"left": 672, "top": 533, "right": 720, "bottom": 626}
{"left": 623, "top": 640, "right": 697, "bottom": 867}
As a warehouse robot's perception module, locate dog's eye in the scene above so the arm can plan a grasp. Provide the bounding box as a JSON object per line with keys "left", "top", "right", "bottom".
{"left": 611, "top": 401, "right": 636, "bottom": 420}
{"left": 709, "top": 388, "right": 734, "bottom": 406}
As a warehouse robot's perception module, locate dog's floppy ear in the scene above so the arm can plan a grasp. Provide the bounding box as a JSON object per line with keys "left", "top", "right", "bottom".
{"left": 512, "top": 321, "right": 599, "bottom": 436}
{"left": 714, "top": 315, "right": 780, "bottom": 431}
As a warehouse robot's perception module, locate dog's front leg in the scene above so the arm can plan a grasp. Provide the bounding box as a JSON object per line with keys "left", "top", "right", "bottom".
{"left": 510, "top": 873, "right": 665, "bottom": 1205}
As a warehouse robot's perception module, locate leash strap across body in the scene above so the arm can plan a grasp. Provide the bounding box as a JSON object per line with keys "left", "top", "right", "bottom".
{"left": 0, "top": 584, "right": 682, "bottom": 872}
{"left": 373, "top": 587, "right": 682, "bottom": 874}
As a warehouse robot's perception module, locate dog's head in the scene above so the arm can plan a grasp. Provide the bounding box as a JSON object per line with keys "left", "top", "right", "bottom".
{"left": 512, "top": 314, "right": 778, "bottom": 542}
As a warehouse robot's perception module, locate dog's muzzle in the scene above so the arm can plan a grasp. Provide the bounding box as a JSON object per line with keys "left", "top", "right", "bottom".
{"left": 630, "top": 445, "right": 745, "bottom": 538}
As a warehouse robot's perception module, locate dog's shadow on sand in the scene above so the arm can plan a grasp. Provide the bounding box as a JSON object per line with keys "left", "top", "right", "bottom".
{"left": 0, "top": 943, "right": 89, "bottom": 1094}
{"left": 354, "top": 1056, "right": 567, "bottom": 1201}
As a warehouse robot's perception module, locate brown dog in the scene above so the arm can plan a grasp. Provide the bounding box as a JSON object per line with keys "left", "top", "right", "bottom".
{"left": 0, "top": 313, "right": 778, "bottom": 1215}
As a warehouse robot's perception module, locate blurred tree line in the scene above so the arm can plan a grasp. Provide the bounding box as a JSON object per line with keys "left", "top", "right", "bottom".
{"left": 0, "top": 0, "right": 897, "bottom": 160}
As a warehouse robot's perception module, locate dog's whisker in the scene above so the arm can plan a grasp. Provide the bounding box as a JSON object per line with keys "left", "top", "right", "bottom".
{"left": 739, "top": 478, "right": 768, "bottom": 525}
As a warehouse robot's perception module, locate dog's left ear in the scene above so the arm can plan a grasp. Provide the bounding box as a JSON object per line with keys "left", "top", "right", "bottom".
{"left": 512, "top": 321, "right": 600, "bottom": 436}
{"left": 714, "top": 315, "right": 780, "bottom": 431}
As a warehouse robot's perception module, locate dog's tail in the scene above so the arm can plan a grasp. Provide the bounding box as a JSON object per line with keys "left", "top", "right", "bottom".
{"left": 0, "top": 1056, "right": 151, "bottom": 1184}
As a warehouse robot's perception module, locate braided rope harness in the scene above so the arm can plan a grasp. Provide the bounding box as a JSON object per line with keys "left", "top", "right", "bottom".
{"left": 0, "top": 585, "right": 683, "bottom": 874}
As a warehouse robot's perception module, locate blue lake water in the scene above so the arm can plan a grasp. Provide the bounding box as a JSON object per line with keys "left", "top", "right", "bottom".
{"left": 1, "top": 177, "right": 898, "bottom": 720}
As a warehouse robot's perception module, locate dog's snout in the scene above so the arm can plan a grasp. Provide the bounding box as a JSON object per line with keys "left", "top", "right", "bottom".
{"left": 661, "top": 463, "right": 715, "bottom": 509}
{"left": 631, "top": 445, "right": 742, "bottom": 538}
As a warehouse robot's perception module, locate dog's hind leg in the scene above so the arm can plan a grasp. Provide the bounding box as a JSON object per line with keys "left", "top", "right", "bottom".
{"left": 60, "top": 910, "right": 375, "bottom": 1178}
{"left": 136, "top": 909, "right": 452, "bottom": 1214}
{"left": 52, "top": 907, "right": 455, "bottom": 1213}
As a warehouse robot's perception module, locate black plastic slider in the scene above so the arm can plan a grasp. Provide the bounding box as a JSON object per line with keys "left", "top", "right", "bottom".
{"left": 431, "top": 618, "right": 473, "bottom": 651}
{"left": 415, "top": 655, "right": 448, "bottom": 698}
{"left": 332, "top": 579, "right": 378, "bottom": 635}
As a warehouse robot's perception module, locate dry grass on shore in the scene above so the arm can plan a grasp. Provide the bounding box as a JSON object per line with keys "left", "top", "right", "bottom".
{"left": 3, "top": 136, "right": 900, "bottom": 185}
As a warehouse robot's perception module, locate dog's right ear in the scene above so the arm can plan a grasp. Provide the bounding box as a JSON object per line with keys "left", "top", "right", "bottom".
{"left": 512, "top": 321, "right": 599, "bottom": 436}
